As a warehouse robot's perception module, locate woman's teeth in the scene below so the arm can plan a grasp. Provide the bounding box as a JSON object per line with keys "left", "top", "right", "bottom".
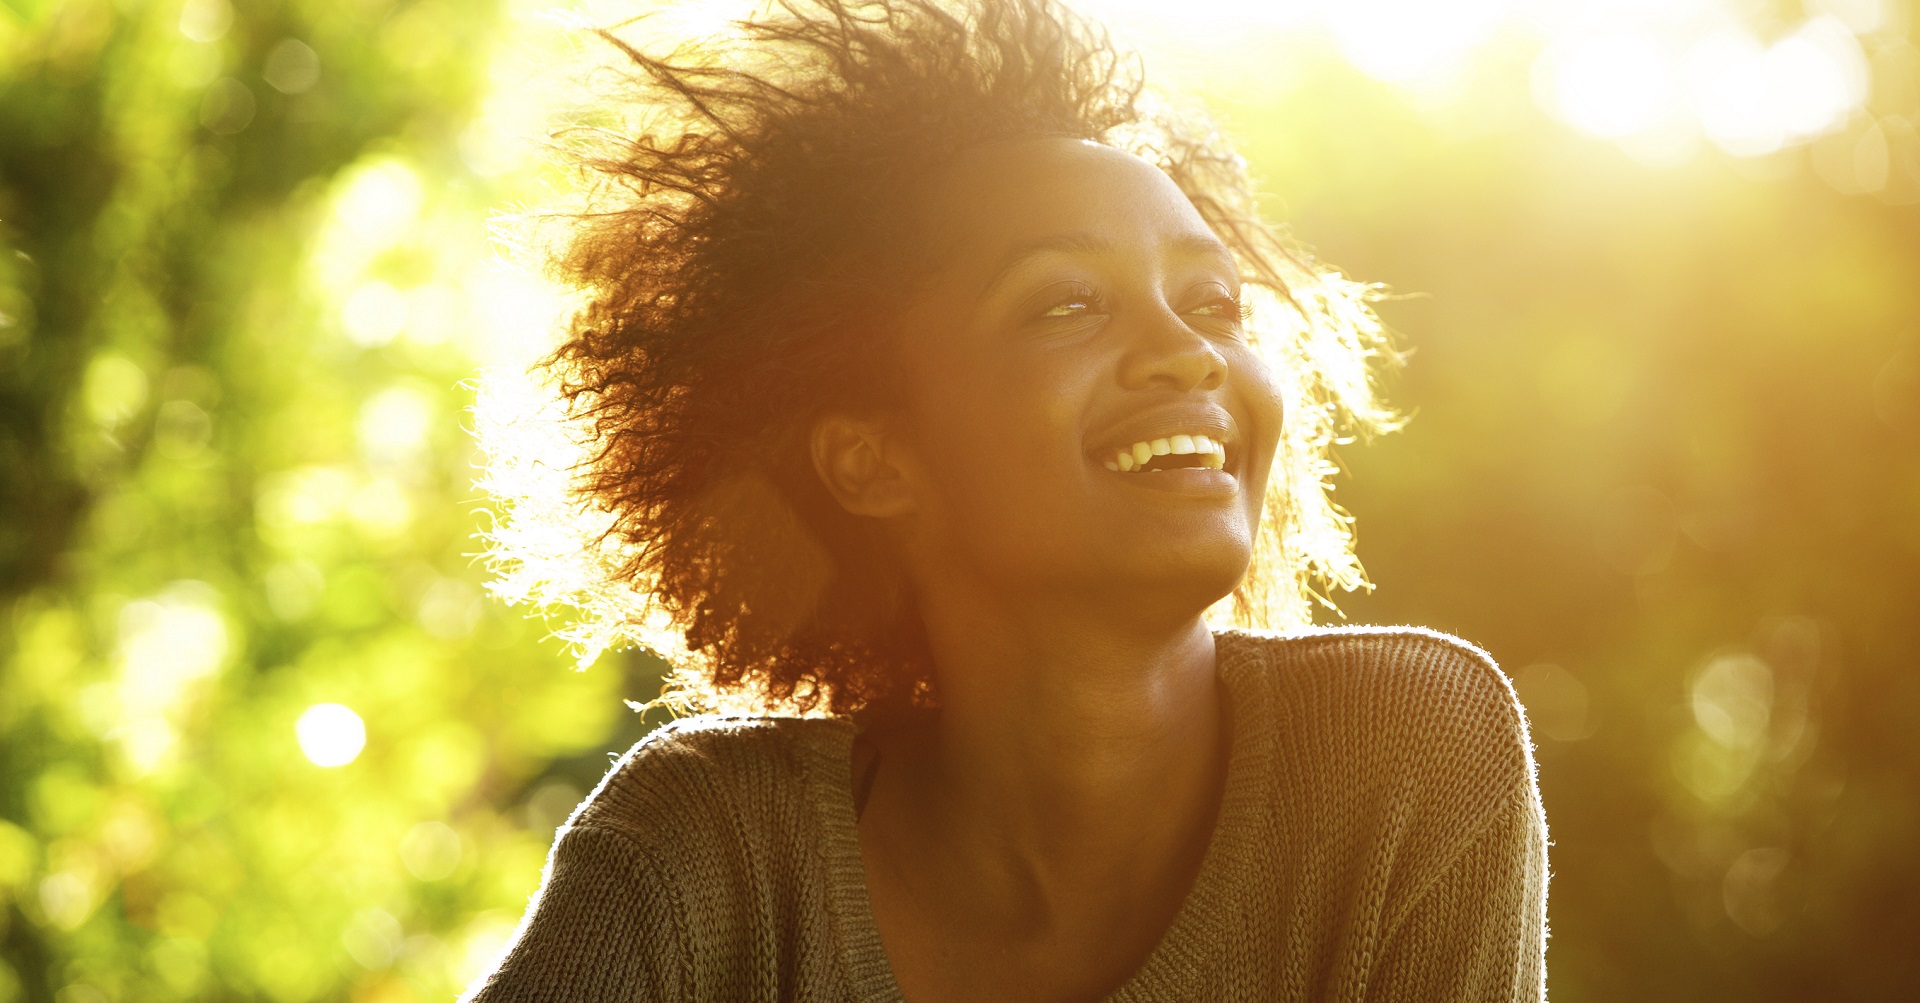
{"left": 1102, "top": 435, "right": 1228, "bottom": 472}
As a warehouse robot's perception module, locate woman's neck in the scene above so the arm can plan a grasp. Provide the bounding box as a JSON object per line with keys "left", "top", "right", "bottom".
{"left": 931, "top": 610, "right": 1219, "bottom": 845}
{"left": 869, "top": 592, "right": 1229, "bottom": 920}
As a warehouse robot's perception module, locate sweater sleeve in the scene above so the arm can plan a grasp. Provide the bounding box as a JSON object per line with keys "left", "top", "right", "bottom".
{"left": 461, "top": 824, "right": 689, "bottom": 1003}
{"left": 1366, "top": 792, "right": 1549, "bottom": 1003}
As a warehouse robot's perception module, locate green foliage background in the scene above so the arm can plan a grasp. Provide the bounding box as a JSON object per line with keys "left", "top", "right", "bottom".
{"left": 0, "top": 1, "right": 1916, "bottom": 1000}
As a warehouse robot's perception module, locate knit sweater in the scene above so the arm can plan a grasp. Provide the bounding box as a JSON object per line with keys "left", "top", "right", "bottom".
{"left": 464, "top": 627, "right": 1549, "bottom": 1002}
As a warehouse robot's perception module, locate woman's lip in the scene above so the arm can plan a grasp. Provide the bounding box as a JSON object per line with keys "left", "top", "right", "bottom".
{"left": 1096, "top": 463, "right": 1238, "bottom": 496}
{"left": 1086, "top": 405, "right": 1239, "bottom": 461}
{"left": 1088, "top": 430, "right": 1237, "bottom": 462}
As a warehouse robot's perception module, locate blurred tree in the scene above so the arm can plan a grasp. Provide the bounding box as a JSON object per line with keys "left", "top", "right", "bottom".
{"left": 0, "top": 1, "right": 661, "bottom": 1000}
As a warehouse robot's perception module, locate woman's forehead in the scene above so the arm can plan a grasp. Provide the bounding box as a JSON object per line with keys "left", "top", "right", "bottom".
{"left": 915, "top": 137, "right": 1225, "bottom": 272}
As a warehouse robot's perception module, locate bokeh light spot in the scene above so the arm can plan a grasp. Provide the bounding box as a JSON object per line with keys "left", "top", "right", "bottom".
{"left": 115, "top": 582, "right": 233, "bottom": 774}
{"left": 1693, "top": 653, "right": 1773, "bottom": 750}
{"left": 81, "top": 353, "right": 148, "bottom": 428}
{"left": 263, "top": 38, "right": 321, "bottom": 95}
{"left": 200, "top": 78, "right": 256, "bottom": 135}
{"left": 358, "top": 385, "right": 437, "bottom": 470}
{"left": 177, "top": 0, "right": 233, "bottom": 44}
{"left": 296, "top": 703, "right": 367, "bottom": 768}
{"left": 341, "top": 908, "right": 404, "bottom": 969}
{"left": 38, "top": 871, "right": 95, "bottom": 931}
{"left": 399, "top": 822, "right": 463, "bottom": 881}
{"left": 334, "top": 161, "right": 424, "bottom": 244}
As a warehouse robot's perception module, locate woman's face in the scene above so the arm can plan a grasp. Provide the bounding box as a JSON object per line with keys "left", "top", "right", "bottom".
{"left": 841, "top": 138, "right": 1284, "bottom": 618}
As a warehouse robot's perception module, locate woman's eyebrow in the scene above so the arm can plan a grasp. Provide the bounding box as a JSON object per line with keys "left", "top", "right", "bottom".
{"left": 980, "top": 231, "right": 1112, "bottom": 297}
{"left": 1172, "top": 233, "right": 1238, "bottom": 274}
{"left": 979, "top": 231, "right": 1239, "bottom": 298}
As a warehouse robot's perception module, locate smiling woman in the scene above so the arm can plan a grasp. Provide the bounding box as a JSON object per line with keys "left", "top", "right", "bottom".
{"left": 465, "top": 1, "right": 1546, "bottom": 1000}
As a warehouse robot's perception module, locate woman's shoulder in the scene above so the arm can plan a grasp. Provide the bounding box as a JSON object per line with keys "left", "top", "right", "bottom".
{"left": 468, "top": 716, "right": 860, "bottom": 1001}
{"left": 1215, "top": 625, "right": 1536, "bottom": 800}
{"left": 566, "top": 714, "right": 854, "bottom": 853}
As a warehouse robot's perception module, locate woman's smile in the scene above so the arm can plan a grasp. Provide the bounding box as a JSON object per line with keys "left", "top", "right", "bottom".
{"left": 1100, "top": 435, "right": 1228, "bottom": 474}
{"left": 1087, "top": 401, "right": 1241, "bottom": 495}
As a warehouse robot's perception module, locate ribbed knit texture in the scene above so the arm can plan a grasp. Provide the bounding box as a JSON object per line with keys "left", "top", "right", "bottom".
{"left": 464, "top": 627, "right": 1549, "bottom": 1002}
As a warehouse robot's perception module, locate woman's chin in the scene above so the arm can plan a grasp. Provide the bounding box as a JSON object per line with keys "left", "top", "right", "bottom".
{"left": 1084, "top": 542, "right": 1252, "bottom": 617}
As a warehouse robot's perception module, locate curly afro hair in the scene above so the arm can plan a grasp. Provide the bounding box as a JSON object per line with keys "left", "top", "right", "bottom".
{"left": 479, "top": 0, "right": 1399, "bottom": 715}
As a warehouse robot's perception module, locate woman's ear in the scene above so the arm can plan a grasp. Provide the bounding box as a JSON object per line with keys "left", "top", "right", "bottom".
{"left": 810, "top": 414, "right": 917, "bottom": 518}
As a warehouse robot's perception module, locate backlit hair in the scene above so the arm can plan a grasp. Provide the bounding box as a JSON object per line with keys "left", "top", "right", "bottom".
{"left": 478, "top": 0, "right": 1399, "bottom": 714}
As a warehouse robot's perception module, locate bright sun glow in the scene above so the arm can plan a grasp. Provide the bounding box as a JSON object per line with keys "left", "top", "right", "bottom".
{"left": 1684, "top": 20, "right": 1866, "bottom": 157}
{"left": 1322, "top": 0, "right": 1511, "bottom": 84}
{"left": 1073, "top": 0, "right": 1887, "bottom": 165}
{"left": 1545, "top": 33, "right": 1679, "bottom": 139}
{"left": 297, "top": 703, "right": 367, "bottom": 767}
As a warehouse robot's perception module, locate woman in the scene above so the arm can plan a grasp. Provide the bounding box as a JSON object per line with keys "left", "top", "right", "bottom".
{"left": 468, "top": 0, "right": 1547, "bottom": 999}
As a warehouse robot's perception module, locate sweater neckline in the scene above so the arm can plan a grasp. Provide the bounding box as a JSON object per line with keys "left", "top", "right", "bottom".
{"left": 797, "top": 631, "right": 1273, "bottom": 1001}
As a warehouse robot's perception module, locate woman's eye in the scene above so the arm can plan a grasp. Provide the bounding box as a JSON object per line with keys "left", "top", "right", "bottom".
{"left": 1040, "top": 299, "right": 1093, "bottom": 318}
{"left": 1035, "top": 287, "right": 1101, "bottom": 319}
{"left": 1188, "top": 294, "right": 1246, "bottom": 323}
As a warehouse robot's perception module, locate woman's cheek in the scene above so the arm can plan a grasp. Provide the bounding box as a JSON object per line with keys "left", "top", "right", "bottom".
{"left": 1232, "top": 350, "right": 1285, "bottom": 450}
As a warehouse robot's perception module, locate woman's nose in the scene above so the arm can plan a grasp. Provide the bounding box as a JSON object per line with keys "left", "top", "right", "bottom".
{"left": 1117, "top": 304, "right": 1228, "bottom": 393}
